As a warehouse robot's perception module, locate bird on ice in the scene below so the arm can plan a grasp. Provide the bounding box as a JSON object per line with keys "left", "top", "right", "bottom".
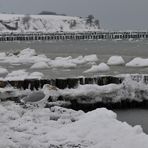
{"left": 21, "top": 84, "right": 58, "bottom": 107}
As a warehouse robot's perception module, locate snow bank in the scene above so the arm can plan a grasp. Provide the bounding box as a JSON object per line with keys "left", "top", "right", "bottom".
{"left": 0, "top": 102, "right": 148, "bottom": 148}
{"left": 126, "top": 57, "right": 148, "bottom": 67}
{"left": 107, "top": 56, "right": 125, "bottom": 65}
{"left": 84, "top": 63, "right": 110, "bottom": 73}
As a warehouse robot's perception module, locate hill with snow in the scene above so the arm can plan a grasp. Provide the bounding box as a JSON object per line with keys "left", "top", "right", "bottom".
{"left": 0, "top": 14, "right": 100, "bottom": 33}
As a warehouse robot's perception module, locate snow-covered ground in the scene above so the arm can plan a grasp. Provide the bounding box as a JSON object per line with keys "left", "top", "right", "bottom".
{"left": 0, "top": 101, "right": 148, "bottom": 148}
{"left": 0, "top": 14, "right": 100, "bottom": 33}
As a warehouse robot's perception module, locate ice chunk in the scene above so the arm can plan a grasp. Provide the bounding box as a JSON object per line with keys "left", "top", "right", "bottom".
{"left": 30, "top": 62, "right": 49, "bottom": 69}
{"left": 107, "top": 56, "right": 125, "bottom": 65}
{"left": 126, "top": 57, "right": 148, "bottom": 67}
{"left": 84, "top": 62, "right": 110, "bottom": 73}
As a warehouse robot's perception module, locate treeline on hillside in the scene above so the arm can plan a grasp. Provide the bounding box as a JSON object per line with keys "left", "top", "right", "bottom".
{"left": 38, "top": 11, "right": 66, "bottom": 16}
{"left": 38, "top": 12, "right": 100, "bottom": 29}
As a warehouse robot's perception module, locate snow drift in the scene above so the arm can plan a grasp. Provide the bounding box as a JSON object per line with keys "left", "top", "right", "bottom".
{"left": 0, "top": 102, "right": 148, "bottom": 148}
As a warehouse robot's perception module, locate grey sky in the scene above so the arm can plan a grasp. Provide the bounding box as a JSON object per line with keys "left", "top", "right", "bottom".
{"left": 0, "top": 0, "right": 148, "bottom": 30}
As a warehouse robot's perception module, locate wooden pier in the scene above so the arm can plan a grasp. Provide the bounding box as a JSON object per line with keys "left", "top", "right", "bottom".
{"left": 1, "top": 75, "right": 148, "bottom": 111}
{"left": 0, "top": 31, "right": 148, "bottom": 41}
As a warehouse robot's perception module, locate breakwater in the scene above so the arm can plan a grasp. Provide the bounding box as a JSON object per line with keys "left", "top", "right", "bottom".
{"left": 0, "top": 76, "right": 123, "bottom": 90}
{"left": 1, "top": 74, "right": 147, "bottom": 90}
{"left": 0, "top": 31, "right": 148, "bottom": 41}
{"left": 1, "top": 75, "right": 148, "bottom": 111}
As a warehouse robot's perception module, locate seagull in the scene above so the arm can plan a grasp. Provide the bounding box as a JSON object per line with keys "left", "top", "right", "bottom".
{"left": 21, "top": 84, "right": 59, "bottom": 107}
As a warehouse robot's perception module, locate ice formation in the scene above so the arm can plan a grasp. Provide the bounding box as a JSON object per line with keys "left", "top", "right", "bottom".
{"left": 84, "top": 62, "right": 110, "bottom": 73}
{"left": 107, "top": 56, "right": 125, "bottom": 65}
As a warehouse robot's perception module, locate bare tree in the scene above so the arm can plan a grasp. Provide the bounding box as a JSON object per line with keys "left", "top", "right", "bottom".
{"left": 22, "top": 14, "right": 31, "bottom": 25}
{"left": 70, "top": 20, "right": 77, "bottom": 28}
{"left": 86, "top": 15, "right": 95, "bottom": 26}
{"left": 95, "top": 19, "right": 100, "bottom": 29}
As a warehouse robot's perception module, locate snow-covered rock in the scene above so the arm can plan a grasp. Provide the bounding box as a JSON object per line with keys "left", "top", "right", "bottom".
{"left": 107, "top": 56, "right": 125, "bottom": 65}
{"left": 126, "top": 57, "right": 148, "bottom": 67}
{"left": 84, "top": 62, "right": 110, "bottom": 73}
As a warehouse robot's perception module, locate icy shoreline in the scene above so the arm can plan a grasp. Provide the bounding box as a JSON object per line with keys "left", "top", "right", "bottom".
{"left": 1, "top": 101, "right": 148, "bottom": 148}
{"left": 1, "top": 46, "right": 148, "bottom": 147}
{"left": 1, "top": 74, "right": 148, "bottom": 110}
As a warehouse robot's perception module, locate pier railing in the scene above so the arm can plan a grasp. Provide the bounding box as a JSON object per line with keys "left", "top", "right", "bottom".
{"left": 0, "top": 31, "right": 148, "bottom": 41}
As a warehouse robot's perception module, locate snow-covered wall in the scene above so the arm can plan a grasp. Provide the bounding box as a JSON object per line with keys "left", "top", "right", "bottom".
{"left": 0, "top": 14, "right": 100, "bottom": 33}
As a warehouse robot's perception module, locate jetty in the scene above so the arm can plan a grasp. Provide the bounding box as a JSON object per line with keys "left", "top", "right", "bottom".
{"left": 1, "top": 75, "right": 148, "bottom": 111}
{"left": 0, "top": 31, "right": 148, "bottom": 41}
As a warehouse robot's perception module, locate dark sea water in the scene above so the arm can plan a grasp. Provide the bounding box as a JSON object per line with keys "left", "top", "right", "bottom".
{"left": 115, "top": 109, "right": 148, "bottom": 134}
{"left": 0, "top": 39, "right": 148, "bottom": 78}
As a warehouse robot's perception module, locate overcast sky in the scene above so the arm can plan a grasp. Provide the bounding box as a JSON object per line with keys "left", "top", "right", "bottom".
{"left": 0, "top": 0, "right": 148, "bottom": 30}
